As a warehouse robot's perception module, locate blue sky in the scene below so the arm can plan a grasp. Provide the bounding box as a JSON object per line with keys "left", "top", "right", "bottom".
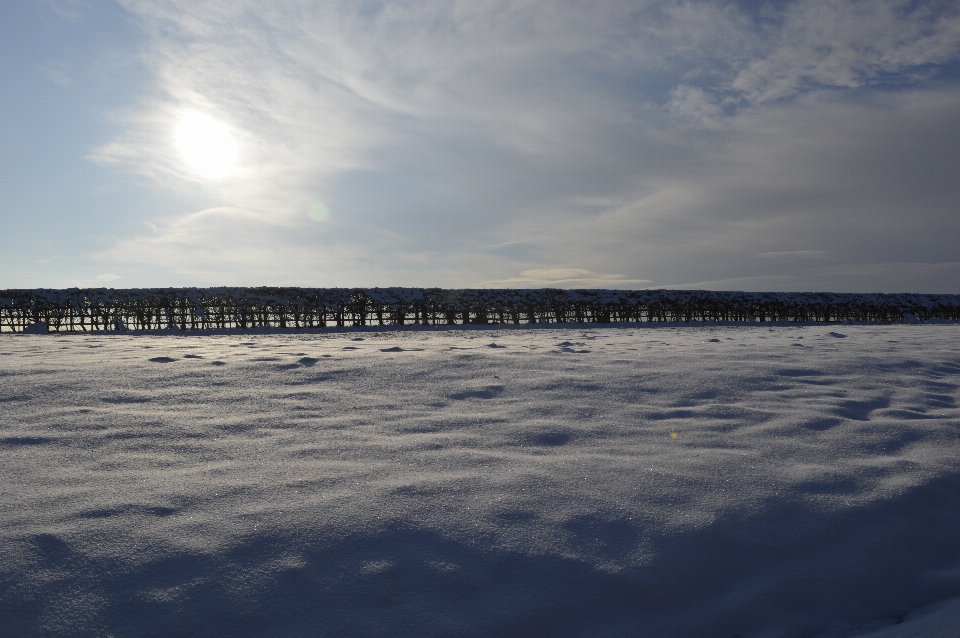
{"left": 2, "top": 0, "right": 959, "bottom": 291}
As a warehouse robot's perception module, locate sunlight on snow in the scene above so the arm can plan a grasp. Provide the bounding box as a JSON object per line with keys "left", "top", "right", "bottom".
{"left": 176, "top": 111, "right": 239, "bottom": 180}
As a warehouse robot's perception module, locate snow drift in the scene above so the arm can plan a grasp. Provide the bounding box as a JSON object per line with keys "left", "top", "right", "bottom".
{"left": 2, "top": 324, "right": 959, "bottom": 637}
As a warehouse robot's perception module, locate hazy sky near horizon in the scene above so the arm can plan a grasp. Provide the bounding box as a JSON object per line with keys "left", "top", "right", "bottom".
{"left": 2, "top": 0, "right": 960, "bottom": 292}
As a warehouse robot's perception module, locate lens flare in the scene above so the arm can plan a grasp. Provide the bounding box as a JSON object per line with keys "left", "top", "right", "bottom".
{"left": 308, "top": 202, "right": 330, "bottom": 223}
{"left": 176, "top": 112, "right": 238, "bottom": 179}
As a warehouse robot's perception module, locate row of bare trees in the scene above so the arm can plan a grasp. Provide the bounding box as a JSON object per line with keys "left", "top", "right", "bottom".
{"left": 1, "top": 287, "right": 958, "bottom": 332}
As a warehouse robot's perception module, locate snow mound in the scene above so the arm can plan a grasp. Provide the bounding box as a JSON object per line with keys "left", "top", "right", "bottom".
{"left": 853, "top": 596, "right": 960, "bottom": 637}
{"left": 22, "top": 322, "right": 48, "bottom": 334}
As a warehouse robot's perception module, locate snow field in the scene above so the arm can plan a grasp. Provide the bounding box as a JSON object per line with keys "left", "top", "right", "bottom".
{"left": 1, "top": 325, "right": 959, "bottom": 637}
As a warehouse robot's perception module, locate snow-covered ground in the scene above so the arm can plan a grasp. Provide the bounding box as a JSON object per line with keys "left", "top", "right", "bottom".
{"left": 2, "top": 325, "right": 959, "bottom": 637}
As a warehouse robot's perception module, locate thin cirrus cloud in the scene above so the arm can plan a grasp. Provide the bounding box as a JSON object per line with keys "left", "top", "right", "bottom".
{"left": 72, "top": 0, "right": 960, "bottom": 291}
{"left": 479, "top": 268, "right": 653, "bottom": 289}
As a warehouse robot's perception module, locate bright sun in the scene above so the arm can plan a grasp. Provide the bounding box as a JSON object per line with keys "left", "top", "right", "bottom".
{"left": 176, "top": 111, "right": 239, "bottom": 179}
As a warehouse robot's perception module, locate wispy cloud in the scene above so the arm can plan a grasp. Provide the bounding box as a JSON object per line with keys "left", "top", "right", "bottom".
{"left": 731, "top": 0, "right": 960, "bottom": 103}
{"left": 479, "top": 268, "right": 652, "bottom": 289}
{"left": 756, "top": 251, "right": 830, "bottom": 259}
{"left": 79, "top": 0, "right": 960, "bottom": 291}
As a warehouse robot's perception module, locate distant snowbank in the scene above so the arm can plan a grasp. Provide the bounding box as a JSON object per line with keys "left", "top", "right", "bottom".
{"left": 5, "top": 318, "right": 958, "bottom": 338}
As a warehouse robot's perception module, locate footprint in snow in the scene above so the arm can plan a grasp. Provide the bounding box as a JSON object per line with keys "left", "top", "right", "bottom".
{"left": 211, "top": 361, "right": 227, "bottom": 366}
{"left": 449, "top": 385, "right": 505, "bottom": 400}
{"left": 533, "top": 432, "right": 571, "bottom": 446}
{"left": 342, "top": 346, "right": 361, "bottom": 350}
{"left": 486, "top": 343, "right": 506, "bottom": 348}
{"left": 183, "top": 354, "right": 203, "bottom": 358}
{"left": 828, "top": 332, "right": 847, "bottom": 338}
{"left": 1, "top": 436, "right": 55, "bottom": 448}
{"left": 297, "top": 357, "right": 319, "bottom": 367}
{"left": 351, "top": 337, "right": 365, "bottom": 341}
{"left": 706, "top": 338, "right": 720, "bottom": 343}
{"left": 148, "top": 356, "right": 177, "bottom": 363}
{"left": 381, "top": 346, "right": 405, "bottom": 352}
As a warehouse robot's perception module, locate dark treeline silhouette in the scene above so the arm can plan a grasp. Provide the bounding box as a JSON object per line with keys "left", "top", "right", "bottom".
{"left": 1, "top": 287, "right": 958, "bottom": 332}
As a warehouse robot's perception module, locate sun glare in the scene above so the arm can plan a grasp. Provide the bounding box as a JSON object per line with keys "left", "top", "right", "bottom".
{"left": 176, "top": 112, "right": 239, "bottom": 179}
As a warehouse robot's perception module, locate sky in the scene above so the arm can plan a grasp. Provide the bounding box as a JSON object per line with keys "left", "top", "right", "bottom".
{"left": 1, "top": 0, "right": 959, "bottom": 292}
